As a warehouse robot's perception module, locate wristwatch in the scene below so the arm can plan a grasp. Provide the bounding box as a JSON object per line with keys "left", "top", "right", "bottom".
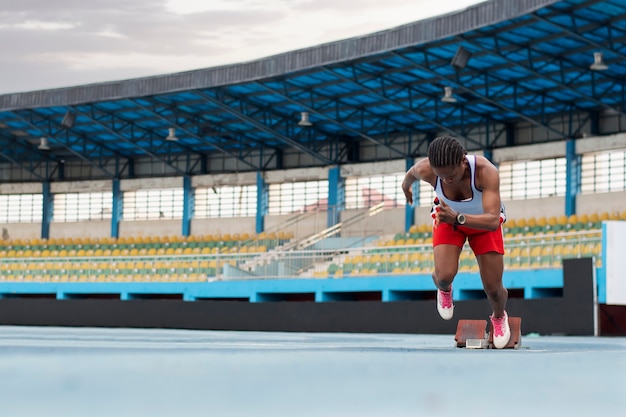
{"left": 455, "top": 213, "right": 466, "bottom": 225}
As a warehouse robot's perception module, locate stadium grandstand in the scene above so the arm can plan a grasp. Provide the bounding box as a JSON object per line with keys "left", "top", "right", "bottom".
{"left": 0, "top": 0, "right": 625, "bottom": 335}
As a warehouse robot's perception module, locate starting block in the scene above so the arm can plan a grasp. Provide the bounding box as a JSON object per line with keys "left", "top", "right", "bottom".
{"left": 455, "top": 317, "right": 522, "bottom": 349}
{"left": 455, "top": 319, "right": 488, "bottom": 348}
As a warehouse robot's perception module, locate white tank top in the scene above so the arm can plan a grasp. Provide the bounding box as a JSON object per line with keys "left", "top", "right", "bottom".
{"left": 434, "top": 155, "right": 485, "bottom": 215}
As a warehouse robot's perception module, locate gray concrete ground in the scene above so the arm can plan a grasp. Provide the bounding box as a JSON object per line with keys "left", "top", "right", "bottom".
{"left": 0, "top": 326, "right": 624, "bottom": 417}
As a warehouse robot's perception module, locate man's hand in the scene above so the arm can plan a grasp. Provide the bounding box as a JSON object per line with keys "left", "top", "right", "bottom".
{"left": 435, "top": 200, "right": 459, "bottom": 226}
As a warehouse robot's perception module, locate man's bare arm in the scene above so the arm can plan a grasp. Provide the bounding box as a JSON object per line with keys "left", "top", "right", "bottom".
{"left": 402, "top": 158, "right": 436, "bottom": 205}
{"left": 468, "top": 157, "right": 502, "bottom": 231}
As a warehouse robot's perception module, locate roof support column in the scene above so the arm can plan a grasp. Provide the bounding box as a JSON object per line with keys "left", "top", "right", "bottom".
{"left": 405, "top": 158, "right": 416, "bottom": 233}
{"left": 483, "top": 148, "right": 494, "bottom": 164}
{"left": 182, "top": 176, "right": 193, "bottom": 237}
{"left": 256, "top": 172, "right": 268, "bottom": 234}
{"left": 41, "top": 182, "right": 52, "bottom": 240}
{"left": 327, "top": 166, "right": 344, "bottom": 229}
{"left": 565, "top": 139, "right": 580, "bottom": 217}
{"left": 110, "top": 179, "right": 122, "bottom": 239}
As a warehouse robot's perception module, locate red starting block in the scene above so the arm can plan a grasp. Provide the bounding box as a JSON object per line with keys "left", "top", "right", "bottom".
{"left": 455, "top": 317, "right": 522, "bottom": 349}
{"left": 455, "top": 319, "right": 488, "bottom": 348}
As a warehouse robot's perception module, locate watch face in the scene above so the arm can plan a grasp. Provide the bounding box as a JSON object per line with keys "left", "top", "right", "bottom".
{"left": 457, "top": 214, "right": 466, "bottom": 224}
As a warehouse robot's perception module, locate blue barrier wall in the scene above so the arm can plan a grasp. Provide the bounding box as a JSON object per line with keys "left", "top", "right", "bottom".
{"left": 0, "top": 268, "right": 574, "bottom": 302}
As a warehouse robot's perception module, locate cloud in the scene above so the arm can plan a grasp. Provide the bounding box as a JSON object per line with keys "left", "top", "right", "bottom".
{"left": 0, "top": 0, "right": 485, "bottom": 94}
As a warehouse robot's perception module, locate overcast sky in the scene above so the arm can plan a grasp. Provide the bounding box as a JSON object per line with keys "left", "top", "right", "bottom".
{"left": 0, "top": 0, "right": 484, "bottom": 95}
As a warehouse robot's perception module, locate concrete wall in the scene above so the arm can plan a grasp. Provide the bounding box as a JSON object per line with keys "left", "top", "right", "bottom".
{"left": 578, "top": 192, "right": 626, "bottom": 215}
{"left": 2, "top": 191, "right": 625, "bottom": 241}
{"left": 503, "top": 196, "right": 565, "bottom": 221}
{"left": 50, "top": 221, "right": 110, "bottom": 239}
{"left": 1, "top": 223, "right": 41, "bottom": 241}
{"left": 265, "top": 212, "right": 327, "bottom": 239}
{"left": 119, "top": 220, "right": 180, "bottom": 238}
{"left": 192, "top": 217, "right": 256, "bottom": 237}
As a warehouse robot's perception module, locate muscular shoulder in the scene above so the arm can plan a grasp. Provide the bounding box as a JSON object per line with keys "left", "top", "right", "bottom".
{"left": 474, "top": 155, "right": 500, "bottom": 190}
{"left": 413, "top": 157, "right": 436, "bottom": 186}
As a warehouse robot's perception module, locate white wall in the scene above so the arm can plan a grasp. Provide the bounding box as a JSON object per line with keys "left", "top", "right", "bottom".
{"left": 50, "top": 221, "right": 110, "bottom": 239}
{"left": 341, "top": 207, "right": 405, "bottom": 238}
{"left": 503, "top": 196, "right": 565, "bottom": 221}
{"left": 119, "top": 220, "right": 180, "bottom": 238}
{"left": 192, "top": 218, "right": 256, "bottom": 237}
{"left": 1, "top": 223, "right": 41, "bottom": 240}
{"left": 4, "top": 191, "right": 626, "bottom": 241}
{"left": 605, "top": 221, "right": 626, "bottom": 305}
{"left": 266, "top": 212, "right": 327, "bottom": 239}
{"left": 578, "top": 192, "right": 626, "bottom": 215}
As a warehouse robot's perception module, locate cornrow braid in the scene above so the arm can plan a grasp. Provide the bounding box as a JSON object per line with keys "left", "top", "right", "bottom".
{"left": 427, "top": 136, "right": 467, "bottom": 168}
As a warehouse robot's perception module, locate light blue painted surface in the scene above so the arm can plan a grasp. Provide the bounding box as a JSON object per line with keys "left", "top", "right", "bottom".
{"left": 0, "top": 268, "right": 569, "bottom": 302}
{"left": 598, "top": 222, "right": 608, "bottom": 303}
{"left": 0, "top": 326, "right": 623, "bottom": 417}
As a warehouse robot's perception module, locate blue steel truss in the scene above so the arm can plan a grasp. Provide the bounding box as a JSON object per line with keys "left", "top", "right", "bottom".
{"left": 0, "top": 0, "right": 624, "bottom": 181}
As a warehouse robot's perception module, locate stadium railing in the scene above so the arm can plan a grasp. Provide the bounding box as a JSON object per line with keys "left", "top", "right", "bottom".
{"left": 0, "top": 229, "right": 602, "bottom": 283}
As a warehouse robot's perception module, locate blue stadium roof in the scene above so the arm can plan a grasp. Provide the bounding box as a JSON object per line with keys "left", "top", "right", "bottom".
{"left": 0, "top": 0, "right": 624, "bottom": 181}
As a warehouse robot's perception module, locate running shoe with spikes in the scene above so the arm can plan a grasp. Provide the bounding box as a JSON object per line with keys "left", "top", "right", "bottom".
{"left": 490, "top": 311, "right": 511, "bottom": 349}
{"left": 436, "top": 287, "right": 454, "bottom": 320}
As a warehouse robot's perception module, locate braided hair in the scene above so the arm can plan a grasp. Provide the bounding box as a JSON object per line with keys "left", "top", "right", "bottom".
{"left": 427, "top": 136, "right": 467, "bottom": 168}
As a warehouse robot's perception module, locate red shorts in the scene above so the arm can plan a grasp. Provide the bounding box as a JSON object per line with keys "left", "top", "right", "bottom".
{"left": 432, "top": 222, "right": 505, "bottom": 255}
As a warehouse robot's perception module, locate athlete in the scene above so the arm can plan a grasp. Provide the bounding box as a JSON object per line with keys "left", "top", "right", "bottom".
{"left": 401, "top": 136, "right": 511, "bottom": 348}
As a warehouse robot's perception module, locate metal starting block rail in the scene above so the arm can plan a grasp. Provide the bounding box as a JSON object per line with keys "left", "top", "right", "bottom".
{"left": 454, "top": 317, "right": 522, "bottom": 349}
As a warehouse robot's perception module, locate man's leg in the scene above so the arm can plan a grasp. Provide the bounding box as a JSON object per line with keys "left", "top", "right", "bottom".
{"left": 475, "top": 252, "right": 507, "bottom": 316}
{"left": 432, "top": 244, "right": 462, "bottom": 320}
{"left": 476, "top": 251, "right": 511, "bottom": 348}
{"left": 432, "top": 244, "right": 463, "bottom": 291}
{"left": 431, "top": 222, "right": 465, "bottom": 320}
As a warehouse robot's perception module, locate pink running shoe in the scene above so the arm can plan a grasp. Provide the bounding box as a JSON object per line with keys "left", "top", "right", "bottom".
{"left": 490, "top": 311, "right": 511, "bottom": 349}
{"left": 436, "top": 287, "right": 454, "bottom": 320}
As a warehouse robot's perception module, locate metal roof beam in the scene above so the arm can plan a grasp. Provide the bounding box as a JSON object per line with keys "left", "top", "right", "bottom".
{"left": 144, "top": 98, "right": 260, "bottom": 170}
{"left": 36, "top": 108, "right": 138, "bottom": 178}
{"left": 193, "top": 89, "right": 332, "bottom": 165}
{"left": 329, "top": 64, "right": 484, "bottom": 149}
{"left": 0, "top": 150, "right": 44, "bottom": 180}
{"left": 459, "top": 37, "right": 626, "bottom": 117}
{"left": 531, "top": 13, "right": 626, "bottom": 60}
{"left": 266, "top": 78, "right": 421, "bottom": 156}
{"left": 11, "top": 111, "right": 117, "bottom": 178}
{"left": 390, "top": 51, "right": 570, "bottom": 140}
{"left": 0, "top": 132, "right": 58, "bottom": 165}
{"left": 70, "top": 107, "right": 187, "bottom": 175}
